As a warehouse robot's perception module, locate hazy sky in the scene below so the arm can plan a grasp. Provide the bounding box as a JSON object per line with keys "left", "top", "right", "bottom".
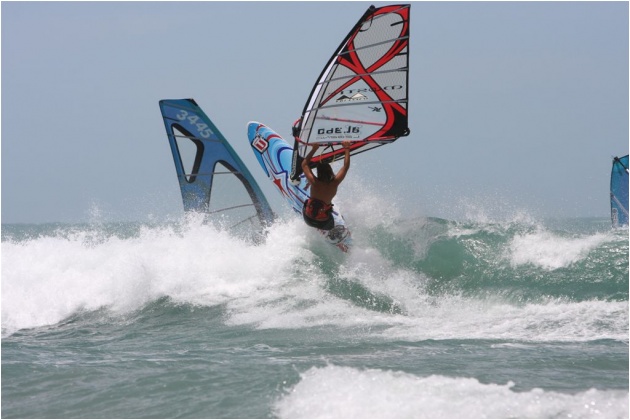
{"left": 2, "top": 1, "right": 628, "bottom": 223}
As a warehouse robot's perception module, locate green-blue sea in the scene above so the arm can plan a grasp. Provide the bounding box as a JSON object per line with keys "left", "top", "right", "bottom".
{"left": 2, "top": 214, "right": 628, "bottom": 418}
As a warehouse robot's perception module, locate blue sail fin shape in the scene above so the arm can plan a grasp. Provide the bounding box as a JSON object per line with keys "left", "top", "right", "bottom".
{"left": 610, "top": 154, "right": 629, "bottom": 227}
{"left": 159, "top": 99, "right": 275, "bottom": 230}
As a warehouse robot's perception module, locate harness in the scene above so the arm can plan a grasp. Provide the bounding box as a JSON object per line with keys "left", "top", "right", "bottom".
{"left": 304, "top": 198, "right": 333, "bottom": 220}
{"left": 302, "top": 198, "right": 335, "bottom": 230}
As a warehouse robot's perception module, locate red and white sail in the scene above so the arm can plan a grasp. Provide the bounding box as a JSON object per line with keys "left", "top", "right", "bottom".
{"left": 292, "top": 4, "right": 411, "bottom": 168}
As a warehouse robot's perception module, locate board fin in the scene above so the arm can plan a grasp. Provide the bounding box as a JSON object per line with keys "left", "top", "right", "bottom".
{"left": 159, "top": 99, "right": 275, "bottom": 232}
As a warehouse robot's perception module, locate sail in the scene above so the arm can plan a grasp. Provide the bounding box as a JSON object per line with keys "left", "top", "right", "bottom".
{"left": 291, "top": 3, "right": 410, "bottom": 177}
{"left": 159, "top": 99, "right": 275, "bottom": 232}
{"left": 610, "top": 154, "right": 629, "bottom": 227}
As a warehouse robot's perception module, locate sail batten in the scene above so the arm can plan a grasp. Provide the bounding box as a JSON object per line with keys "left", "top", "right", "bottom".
{"left": 316, "top": 116, "right": 384, "bottom": 125}
{"left": 312, "top": 101, "right": 406, "bottom": 113}
{"left": 315, "top": 67, "right": 408, "bottom": 85}
{"left": 340, "top": 36, "right": 410, "bottom": 55}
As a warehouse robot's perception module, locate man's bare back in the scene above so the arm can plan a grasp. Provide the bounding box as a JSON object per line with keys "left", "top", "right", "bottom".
{"left": 301, "top": 141, "right": 351, "bottom": 204}
{"left": 300, "top": 141, "right": 352, "bottom": 230}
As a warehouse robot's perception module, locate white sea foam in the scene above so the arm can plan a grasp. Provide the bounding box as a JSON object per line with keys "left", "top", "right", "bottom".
{"left": 1, "top": 218, "right": 306, "bottom": 335}
{"left": 378, "top": 296, "right": 628, "bottom": 342}
{"left": 509, "top": 229, "right": 611, "bottom": 270}
{"left": 274, "top": 365, "right": 629, "bottom": 419}
{"left": 2, "top": 214, "right": 628, "bottom": 342}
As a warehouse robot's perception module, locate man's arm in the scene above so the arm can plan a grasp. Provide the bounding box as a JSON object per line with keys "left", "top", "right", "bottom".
{"left": 334, "top": 141, "right": 352, "bottom": 183}
{"left": 301, "top": 143, "right": 320, "bottom": 184}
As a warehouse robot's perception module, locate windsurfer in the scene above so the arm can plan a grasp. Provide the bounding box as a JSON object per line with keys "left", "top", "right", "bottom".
{"left": 301, "top": 141, "right": 351, "bottom": 230}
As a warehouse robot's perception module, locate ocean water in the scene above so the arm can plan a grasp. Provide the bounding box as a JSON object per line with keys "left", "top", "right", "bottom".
{"left": 2, "top": 205, "right": 628, "bottom": 418}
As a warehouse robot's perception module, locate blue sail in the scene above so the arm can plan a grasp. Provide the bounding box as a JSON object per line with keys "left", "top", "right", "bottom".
{"left": 610, "top": 155, "right": 628, "bottom": 227}
{"left": 159, "top": 99, "right": 275, "bottom": 229}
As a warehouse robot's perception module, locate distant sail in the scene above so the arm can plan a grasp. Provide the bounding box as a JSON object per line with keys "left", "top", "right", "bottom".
{"left": 159, "top": 99, "right": 275, "bottom": 231}
{"left": 610, "top": 155, "right": 629, "bottom": 227}
{"left": 291, "top": 3, "right": 410, "bottom": 178}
